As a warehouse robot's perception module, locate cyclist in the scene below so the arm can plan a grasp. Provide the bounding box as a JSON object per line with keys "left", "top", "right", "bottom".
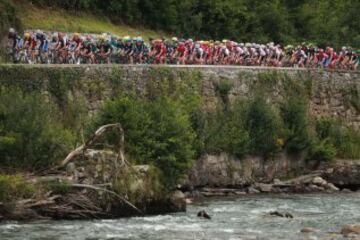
{"left": 192, "top": 42, "right": 205, "bottom": 65}
{"left": 96, "top": 35, "right": 113, "bottom": 64}
{"left": 131, "top": 37, "right": 148, "bottom": 64}
{"left": 153, "top": 39, "right": 167, "bottom": 64}
{"left": 172, "top": 41, "right": 188, "bottom": 65}
{"left": 55, "top": 32, "right": 68, "bottom": 63}
{"left": 7, "top": 28, "right": 21, "bottom": 62}
{"left": 81, "top": 36, "right": 96, "bottom": 64}
{"left": 70, "top": 33, "right": 82, "bottom": 64}
{"left": 22, "top": 32, "right": 37, "bottom": 63}
{"left": 35, "top": 30, "right": 49, "bottom": 63}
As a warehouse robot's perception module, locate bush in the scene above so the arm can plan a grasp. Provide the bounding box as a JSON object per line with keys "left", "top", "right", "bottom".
{"left": 244, "top": 96, "right": 282, "bottom": 158}
{"left": 203, "top": 106, "right": 249, "bottom": 159}
{"left": 315, "top": 118, "right": 360, "bottom": 159}
{"left": 309, "top": 139, "right": 336, "bottom": 162}
{"left": 90, "top": 96, "right": 195, "bottom": 188}
{"left": 280, "top": 96, "right": 312, "bottom": 153}
{"left": 0, "top": 174, "right": 35, "bottom": 202}
{"left": 0, "top": 90, "right": 75, "bottom": 170}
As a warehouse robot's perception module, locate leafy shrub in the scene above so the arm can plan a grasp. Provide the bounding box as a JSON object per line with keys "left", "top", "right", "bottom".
{"left": 90, "top": 96, "right": 195, "bottom": 188}
{"left": 203, "top": 106, "right": 249, "bottom": 159}
{"left": 280, "top": 97, "right": 312, "bottom": 153}
{"left": 244, "top": 96, "right": 282, "bottom": 158}
{"left": 0, "top": 90, "right": 75, "bottom": 170}
{"left": 0, "top": 174, "right": 35, "bottom": 202}
{"left": 315, "top": 118, "right": 360, "bottom": 159}
{"left": 309, "top": 139, "right": 336, "bottom": 162}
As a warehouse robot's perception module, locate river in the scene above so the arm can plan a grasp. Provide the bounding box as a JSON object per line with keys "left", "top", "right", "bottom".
{"left": 1, "top": 193, "right": 359, "bottom": 240}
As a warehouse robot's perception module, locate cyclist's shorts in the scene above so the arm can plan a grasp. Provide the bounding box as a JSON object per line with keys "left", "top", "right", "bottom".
{"left": 17, "top": 39, "right": 23, "bottom": 48}
{"left": 40, "top": 42, "right": 49, "bottom": 52}
{"left": 323, "top": 58, "right": 330, "bottom": 67}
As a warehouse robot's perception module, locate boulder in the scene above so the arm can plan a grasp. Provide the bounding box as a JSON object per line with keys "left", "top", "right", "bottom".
{"left": 325, "top": 183, "right": 339, "bottom": 192}
{"left": 341, "top": 224, "right": 360, "bottom": 237}
{"left": 170, "top": 191, "right": 186, "bottom": 212}
{"left": 322, "top": 165, "right": 360, "bottom": 188}
{"left": 257, "top": 183, "right": 273, "bottom": 193}
{"left": 309, "top": 184, "right": 325, "bottom": 192}
{"left": 197, "top": 210, "right": 211, "bottom": 220}
{"left": 342, "top": 188, "right": 353, "bottom": 193}
{"left": 312, "top": 177, "right": 327, "bottom": 186}
{"left": 247, "top": 186, "right": 260, "bottom": 194}
{"left": 273, "top": 179, "right": 283, "bottom": 185}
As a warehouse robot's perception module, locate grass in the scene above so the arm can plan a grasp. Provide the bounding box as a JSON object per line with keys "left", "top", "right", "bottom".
{"left": 16, "top": 3, "right": 168, "bottom": 40}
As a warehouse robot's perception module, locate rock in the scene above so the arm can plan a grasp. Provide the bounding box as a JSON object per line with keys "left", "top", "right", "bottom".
{"left": 325, "top": 183, "right": 339, "bottom": 192}
{"left": 273, "top": 179, "right": 283, "bottom": 185}
{"left": 197, "top": 210, "right": 211, "bottom": 220}
{"left": 247, "top": 187, "right": 260, "bottom": 194}
{"left": 342, "top": 188, "right": 353, "bottom": 193}
{"left": 312, "top": 177, "right": 327, "bottom": 186}
{"left": 309, "top": 184, "right": 325, "bottom": 192}
{"left": 170, "top": 191, "right": 186, "bottom": 212}
{"left": 341, "top": 224, "right": 360, "bottom": 237}
{"left": 258, "top": 183, "right": 273, "bottom": 193}
{"left": 301, "top": 227, "right": 319, "bottom": 233}
{"left": 322, "top": 165, "right": 360, "bottom": 188}
{"left": 269, "top": 211, "right": 293, "bottom": 219}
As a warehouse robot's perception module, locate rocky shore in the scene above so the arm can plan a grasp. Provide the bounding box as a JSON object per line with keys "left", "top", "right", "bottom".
{"left": 184, "top": 153, "right": 360, "bottom": 198}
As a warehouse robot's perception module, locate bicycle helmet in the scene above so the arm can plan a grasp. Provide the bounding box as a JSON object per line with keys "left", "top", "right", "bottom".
{"left": 24, "top": 32, "right": 30, "bottom": 38}
{"left": 9, "top": 28, "right": 15, "bottom": 33}
{"left": 172, "top": 37, "right": 178, "bottom": 42}
{"left": 73, "top": 32, "right": 80, "bottom": 38}
{"left": 356, "top": 49, "right": 360, "bottom": 53}
{"left": 136, "top": 37, "right": 143, "bottom": 43}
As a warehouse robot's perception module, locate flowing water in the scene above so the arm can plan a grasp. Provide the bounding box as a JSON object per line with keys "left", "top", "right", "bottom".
{"left": 1, "top": 193, "right": 360, "bottom": 240}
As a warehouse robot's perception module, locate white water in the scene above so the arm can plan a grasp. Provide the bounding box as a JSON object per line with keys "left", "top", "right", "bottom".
{"left": 1, "top": 193, "right": 359, "bottom": 240}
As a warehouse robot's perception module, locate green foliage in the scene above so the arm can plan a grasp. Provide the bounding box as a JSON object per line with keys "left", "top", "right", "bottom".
{"left": 42, "top": 180, "right": 71, "bottom": 195}
{"left": 244, "top": 96, "right": 281, "bottom": 158}
{"left": 315, "top": 118, "right": 360, "bottom": 159}
{"left": 0, "top": 89, "right": 75, "bottom": 170}
{"left": 24, "top": 0, "right": 360, "bottom": 47}
{"left": 203, "top": 106, "right": 249, "bottom": 159}
{"left": 90, "top": 96, "right": 195, "bottom": 188}
{"left": 280, "top": 96, "right": 312, "bottom": 153}
{"left": 214, "top": 79, "right": 233, "bottom": 104}
{"left": 309, "top": 139, "right": 336, "bottom": 162}
{"left": 202, "top": 95, "right": 281, "bottom": 159}
{"left": 0, "top": 0, "right": 22, "bottom": 62}
{"left": 0, "top": 174, "right": 35, "bottom": 202}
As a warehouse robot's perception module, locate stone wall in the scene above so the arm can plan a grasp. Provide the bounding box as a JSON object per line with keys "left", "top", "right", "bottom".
{"left": 0, "top": 65, "right": 359, "bottom": 127}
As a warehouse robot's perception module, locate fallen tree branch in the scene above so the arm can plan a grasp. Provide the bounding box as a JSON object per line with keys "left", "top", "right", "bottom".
{"left": 61, "top": 123, "right": 127, "bottom": 168}
{"left": 70, "top": 183, "right": 143, "bottom": 215}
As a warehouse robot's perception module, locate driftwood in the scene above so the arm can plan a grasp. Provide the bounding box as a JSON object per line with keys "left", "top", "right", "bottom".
{"left": 61, "top": 123, "right": 127, "bottom": 168}
{"left": 70, "top": 184, "right": 143, "bottom": 214}
{"left": 283, "top": 171, "right": 323, "bottom": 185}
